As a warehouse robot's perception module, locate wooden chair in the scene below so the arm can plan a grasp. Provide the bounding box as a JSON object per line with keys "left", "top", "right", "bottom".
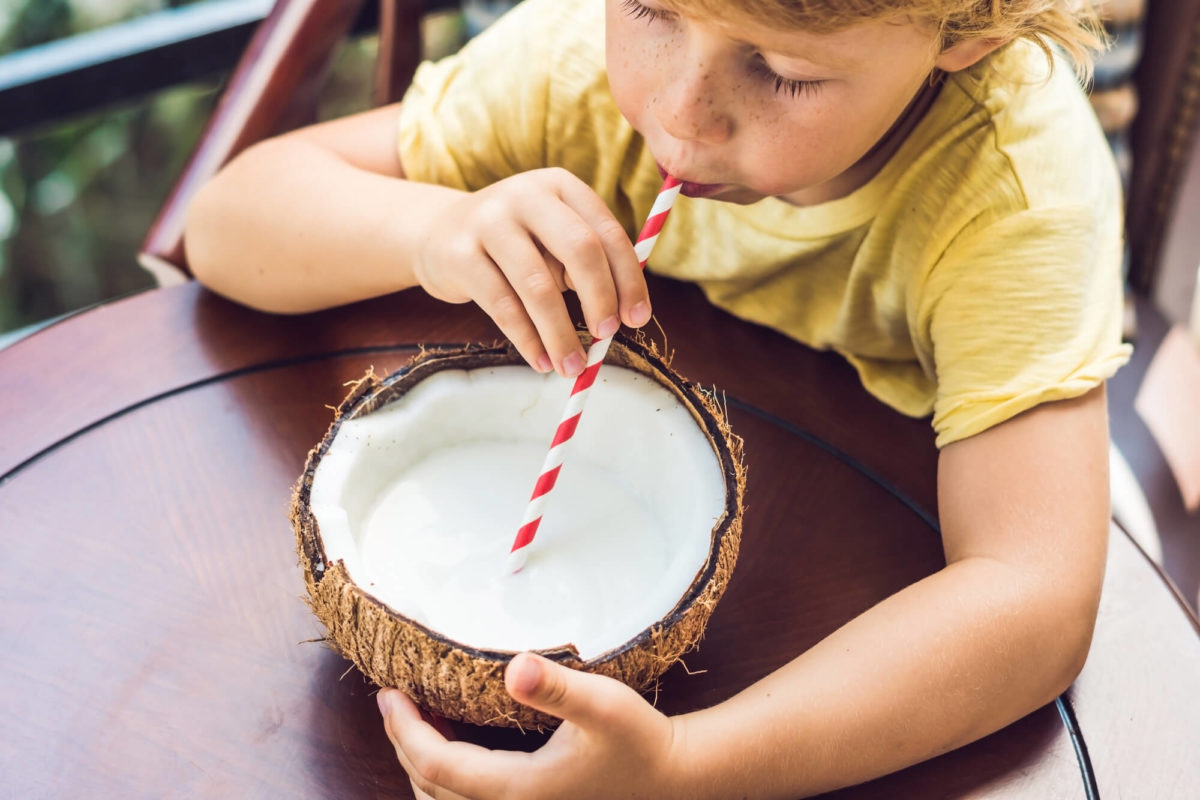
{"left": 139, "top": 0, "right": 1200, "bottom": 604}
{"left": 1096, "top": 0, "right": 1200, "bottom": 610}
{"left": 137, "top": 0, "right": 426, "bottom": 284}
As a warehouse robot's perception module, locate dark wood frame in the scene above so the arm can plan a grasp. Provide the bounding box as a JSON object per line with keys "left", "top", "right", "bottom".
{"left": 1126, "top": 1, "right": 1200, "bottom": 293}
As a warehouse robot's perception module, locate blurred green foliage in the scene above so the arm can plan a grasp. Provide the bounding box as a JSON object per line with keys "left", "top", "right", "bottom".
{"left": 0, "top": 1, "right": 386, "bottom": 336}
{"left": 0, "top": 0, "right": 216, "bottom": 335}
{"left": 0, "top": 1, "right": 475, "bottom": 337}
{"left": 0, "top": 1, "right": 200, "bottom": 53}
{"left": 0, "top": 83, "right": 217, "bottom": 334}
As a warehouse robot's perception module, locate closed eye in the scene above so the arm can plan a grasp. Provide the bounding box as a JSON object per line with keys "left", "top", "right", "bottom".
{"left": 751, "top": 56, "right": 826, "bottom": 99}
{"left": 772, "top": 75, "right": 826, "bottom": 99}
{"left": 619, "top": 0, "right": 669, "bottom": 23}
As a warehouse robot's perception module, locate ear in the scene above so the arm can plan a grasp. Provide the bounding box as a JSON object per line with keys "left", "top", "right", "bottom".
{"left": 934, "top": 37, "right": 1008, "bottom": 73}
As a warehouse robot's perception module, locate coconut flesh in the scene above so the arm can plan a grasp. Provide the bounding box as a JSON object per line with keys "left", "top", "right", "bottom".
{"left": 310, "top": 365, "right": 724, "bottom": 659}
{"left": 292, "top": 339, "right": 743, "bottom": 729}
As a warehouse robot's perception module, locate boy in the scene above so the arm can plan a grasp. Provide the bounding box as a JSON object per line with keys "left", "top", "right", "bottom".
{"left": 186, "top": 0, "right": 1130, "bottom": 796}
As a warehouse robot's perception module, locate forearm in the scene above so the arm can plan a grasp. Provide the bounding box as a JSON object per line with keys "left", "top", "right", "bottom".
{"left": 674, "top": 554, "right": 1101, "bottom": 799}
{"left": 185, "top": 137, "right": 463, "bottom": 313}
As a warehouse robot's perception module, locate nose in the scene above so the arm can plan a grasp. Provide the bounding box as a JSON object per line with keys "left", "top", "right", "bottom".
{"left": 654, "top": 58, "right": 734, "bottom": 145}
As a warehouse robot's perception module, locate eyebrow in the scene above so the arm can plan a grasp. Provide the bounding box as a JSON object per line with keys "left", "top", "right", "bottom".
{"left": 746, "top": 38, "right": 859, "bottom": 72}
{"left": 673, "top": 2, "right": 865, "bottom": 72}
{"left": 713, "top": 20, "right": 861, "bottom": 72}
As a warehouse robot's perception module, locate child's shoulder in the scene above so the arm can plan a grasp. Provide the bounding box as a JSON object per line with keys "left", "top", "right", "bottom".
{"left": 944, "top": 40, "right": 1118, "bottom": 211}
{"left": 425, "top": 0, "right": 611, "bottom": 136}
{"left": 458, "top": 0, "right": 603, "bottom": 71}
{"left": 888, "top": 40, "right": 1120, "bottom": 251}
{"left": 398, "top": 0, "right": 614, "bottom": 189}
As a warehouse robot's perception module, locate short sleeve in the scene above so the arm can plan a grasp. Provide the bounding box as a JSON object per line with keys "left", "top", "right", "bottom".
{"left": 395, "top": 0, "right": 645, "bottom": 233}
{"left": 396, "top": 0, "right": 561, "bottom": 190}
{"left": 919, "top": 206, "right": 1132, "bottom": 447}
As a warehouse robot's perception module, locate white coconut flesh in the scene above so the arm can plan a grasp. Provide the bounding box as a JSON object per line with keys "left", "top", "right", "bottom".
{"left": 309, "top": 364, "right": 726, "bottom": 660}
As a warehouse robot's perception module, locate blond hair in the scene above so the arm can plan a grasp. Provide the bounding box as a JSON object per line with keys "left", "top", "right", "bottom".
{"left": 664, "top": 1, "right": 1106, "bottom": 79}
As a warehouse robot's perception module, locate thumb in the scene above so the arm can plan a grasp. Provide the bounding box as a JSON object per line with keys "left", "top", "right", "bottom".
{"left": 505, "top": 652, "right": 641, "bottom": 729}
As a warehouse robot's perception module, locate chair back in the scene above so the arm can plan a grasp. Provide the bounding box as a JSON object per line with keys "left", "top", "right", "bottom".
{"left": 1120, "top": 0, "right": 1200, "bottom": 292}
{"left": 138, "top": 0, "right": 423, "bottom": 281}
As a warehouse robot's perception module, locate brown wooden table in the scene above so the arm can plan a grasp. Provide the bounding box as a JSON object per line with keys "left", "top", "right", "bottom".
{"left": 2, "top": 277, "right": 1198, "bottom": 798}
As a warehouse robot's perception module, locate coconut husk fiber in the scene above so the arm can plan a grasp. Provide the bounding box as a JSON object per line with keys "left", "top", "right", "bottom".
{"left": 290, "top": 333, "right": 745, "bottom": 731}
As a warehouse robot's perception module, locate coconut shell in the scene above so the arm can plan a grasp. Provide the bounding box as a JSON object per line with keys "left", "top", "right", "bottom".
{"left": 290, "top": 333, "right": 745, "bottom": 730}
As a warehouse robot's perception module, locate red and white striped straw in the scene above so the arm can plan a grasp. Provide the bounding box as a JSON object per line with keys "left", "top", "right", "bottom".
{"left": 507, "top": 175, "right": 682, "bottom": 573}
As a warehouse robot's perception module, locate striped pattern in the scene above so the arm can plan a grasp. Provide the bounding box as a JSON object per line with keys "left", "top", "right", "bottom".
{"left": 507, "top": 176, "right": 682, "bottom": 573}
{"left": 633, "top": 181, "right": 682, "bottom": 265}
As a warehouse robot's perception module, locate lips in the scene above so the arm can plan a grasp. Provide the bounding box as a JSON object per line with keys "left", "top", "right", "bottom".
{"left": 655, "top": 163, "right": 730, "bottom": 199}
{"left": 678, "top": 181, "right": 732, "bottom": 199}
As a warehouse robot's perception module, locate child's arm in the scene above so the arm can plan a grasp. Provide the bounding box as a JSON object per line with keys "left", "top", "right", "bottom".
{"left": 378, "top": 384, "right": 1110, "bottom": 799}
{"left": 184, "top": 106, "right": 650, "bottom": 377}
{"left": 673, "top": 384, "right": 1110, "bottom": 796}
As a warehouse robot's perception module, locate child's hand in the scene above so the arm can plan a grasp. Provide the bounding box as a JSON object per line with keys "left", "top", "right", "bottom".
{"left": 378, "top": 652, "right": 687, "bottom": 799}
{"left": 413, "top": 168, "right": 652, "bottom": 377}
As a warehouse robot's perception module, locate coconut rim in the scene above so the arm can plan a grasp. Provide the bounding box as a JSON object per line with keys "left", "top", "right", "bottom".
{"left": 293, "top": 332, "right": 742, "bottom": 669}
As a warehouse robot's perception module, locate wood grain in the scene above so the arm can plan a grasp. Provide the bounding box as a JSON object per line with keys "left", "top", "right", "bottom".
{"left": 1, "top": 281, "right": 1197, "bottom": 797}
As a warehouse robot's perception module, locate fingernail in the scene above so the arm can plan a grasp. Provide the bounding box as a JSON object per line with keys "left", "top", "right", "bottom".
{"left": 562, "top": 351, "right": 585, "bottom": 377}
{"left": 509, "top": 654, "right": 542, "bottom": 697}
{"left": 596, "top": 315, "right": 620, "bottom": 339}
{"left": 535, "top": 354, "right": 553, "bottom": 373}
{"left": 629, "top": 302, "right": 651, "bottom": 327}
{"left": 377, "top": 689, "right": 394, "bottom": 717}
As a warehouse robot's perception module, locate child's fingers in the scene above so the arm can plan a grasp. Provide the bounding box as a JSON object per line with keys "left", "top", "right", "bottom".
{"left": 551, "top": 172, "right": 650, "bottom": 329}
{"left": 465, "top": 255, "right": 553, "bottom": 374}
{"left": 380, "top": 689, "right": 531, "bottom": 800}
{"left": 612, "top": 260, "right": 652, "bottom": 329}
{"left": 515, "top": 192, "right": 621, "bottom": 347}
{"left": 534, "top": 244, "right": 570, "bottom": 292}
{"left": 505, "top": 652, "right": 655, "bottom": 737}
{"left": 481, "top": 222, "right": 587, "bottom": 377}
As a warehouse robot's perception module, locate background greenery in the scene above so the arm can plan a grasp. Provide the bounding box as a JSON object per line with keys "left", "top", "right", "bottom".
{"left": 0, "top": 0, "right": 476, "bottom": 338}
{"left": 1, "top": 1, "right": 210, "bottom": 334}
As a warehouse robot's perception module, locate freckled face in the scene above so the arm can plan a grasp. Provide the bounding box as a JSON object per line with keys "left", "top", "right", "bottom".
{"left": 605, "top": 0, "right": 942, "bottom": 203}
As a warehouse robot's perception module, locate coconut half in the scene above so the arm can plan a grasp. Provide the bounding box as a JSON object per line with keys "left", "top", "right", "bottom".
{"left": 291, "top": 335, "right": 744, "bottom": 729}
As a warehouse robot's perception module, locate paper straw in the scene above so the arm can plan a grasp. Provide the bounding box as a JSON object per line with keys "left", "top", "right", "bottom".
{"left": 507, "top": 175, "right": 682, "bottom": 573}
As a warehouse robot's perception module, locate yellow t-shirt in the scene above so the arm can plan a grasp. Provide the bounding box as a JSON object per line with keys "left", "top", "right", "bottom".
{"left": 397, "top": 0, "right": 1131, "bottom": 447}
